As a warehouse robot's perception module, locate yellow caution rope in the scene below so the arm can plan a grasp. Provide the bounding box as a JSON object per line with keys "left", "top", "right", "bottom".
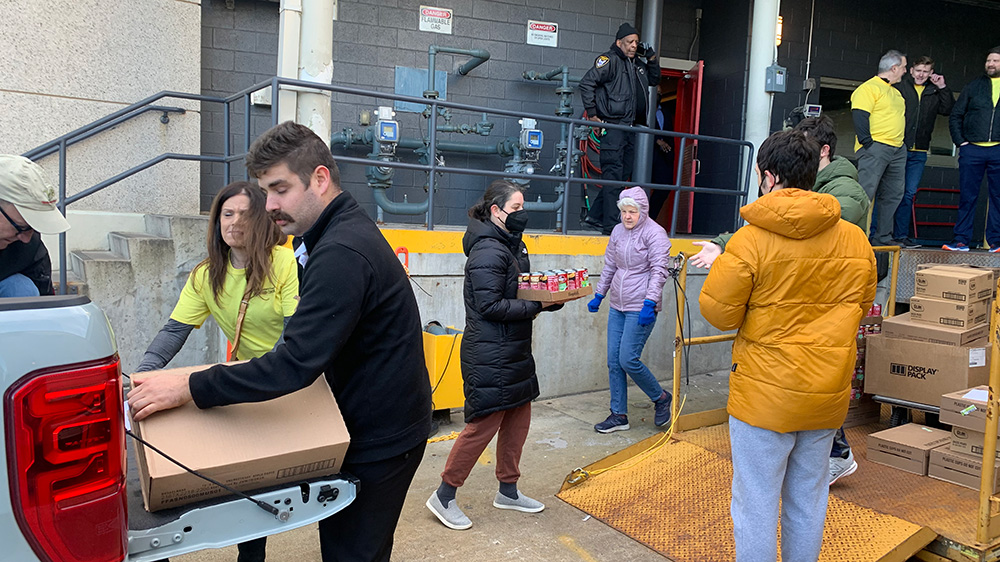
{"left": 563, "top": 395, "right": 687, "bottom": 488}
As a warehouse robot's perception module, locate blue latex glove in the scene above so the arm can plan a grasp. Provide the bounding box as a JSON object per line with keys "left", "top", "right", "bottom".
{"left": 638, "top": 299, "right": 657, "bottom": 326}
{"left": 587, "top": 293, "right": 605, "bottom": 313}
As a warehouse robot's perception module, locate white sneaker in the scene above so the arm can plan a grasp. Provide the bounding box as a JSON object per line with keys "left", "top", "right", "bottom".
{"left": 829, "top": 450, "right": 858, "bottom": 485}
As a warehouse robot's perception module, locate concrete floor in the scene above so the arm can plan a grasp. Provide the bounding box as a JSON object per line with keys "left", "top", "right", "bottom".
{"left": 175, "top": 371, "right": 730, "bottom": 562}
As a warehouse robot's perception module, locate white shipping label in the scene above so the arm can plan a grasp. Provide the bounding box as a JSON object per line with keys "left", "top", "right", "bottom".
{"left": 419, "top": 5, "right": 453, "bottom": 34}
{"left": 970, "top": 347, "right": 987, "bottom": 368}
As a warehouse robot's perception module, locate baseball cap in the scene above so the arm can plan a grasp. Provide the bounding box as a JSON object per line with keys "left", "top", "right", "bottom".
{"left": 0, "top": 155, "right": 71, "bottom": 234}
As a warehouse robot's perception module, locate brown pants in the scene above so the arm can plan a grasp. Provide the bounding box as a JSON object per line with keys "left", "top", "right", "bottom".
{"left": 441, "top": 402, "right": 532, "bottom": 487}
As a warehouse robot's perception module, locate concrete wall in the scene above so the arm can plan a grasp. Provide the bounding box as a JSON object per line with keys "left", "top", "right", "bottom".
{"left": 408, "top": 250, "right": 730, "bottom": 398}
{"left": 0, "top": 0, "right": 202, "bottom": 226}
{"left": 198, "top": 0, "right": 704, "bottom": 228}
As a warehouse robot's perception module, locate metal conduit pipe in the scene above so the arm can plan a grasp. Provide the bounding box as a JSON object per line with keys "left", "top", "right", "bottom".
{"left": 331, "top": 130, "right": 516, "bottom": 156}
{"left": 425, "top": 46, "right": 491, "bottom": 97}
{"left": 372, "top": 187, "right": 429, "bottom": 215}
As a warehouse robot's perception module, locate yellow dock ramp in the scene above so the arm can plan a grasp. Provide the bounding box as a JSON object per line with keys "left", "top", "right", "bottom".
{"left": 558, "top": 422, "right": 940, "bottom": 561}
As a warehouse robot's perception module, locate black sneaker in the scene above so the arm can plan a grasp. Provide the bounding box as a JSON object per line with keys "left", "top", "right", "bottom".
{"left": 581, "top": 217, "right": 602, "bottom": 231}
{"left": 892, "top": 238, "right": 920, "bottom": 249}
{"left": 594, "top": 412, "right": 630, "bottom": 433}
{"left": 654, "top": 391, "right": 672, "bottom": 428}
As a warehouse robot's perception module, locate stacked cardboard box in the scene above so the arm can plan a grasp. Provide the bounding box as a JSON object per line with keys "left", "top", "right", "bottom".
{"left": 929, "top": 386, "right": 1000, "bottom": 492}
{"left": 865, "top": 266, "right": 993, "bottom": 406}
{"left": 866, "top": 424, "right": 951, "bottom": 475}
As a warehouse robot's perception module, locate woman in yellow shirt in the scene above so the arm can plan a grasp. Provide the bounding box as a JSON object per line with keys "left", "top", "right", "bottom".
{"left": 136, "top": 180, "right": 298, "bottom": 562}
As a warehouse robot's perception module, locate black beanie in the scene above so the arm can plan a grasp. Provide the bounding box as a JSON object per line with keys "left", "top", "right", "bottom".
{"left": 616, "top": 22, "right": 639, "bottom": 40}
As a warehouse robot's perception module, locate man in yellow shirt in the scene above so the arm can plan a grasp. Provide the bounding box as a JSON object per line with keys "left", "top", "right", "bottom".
{"left": 851, "top": 50, "right": 908, "bottom": 246}
{"left": 945, "top": 46, "right": 1000, "bottom": 252}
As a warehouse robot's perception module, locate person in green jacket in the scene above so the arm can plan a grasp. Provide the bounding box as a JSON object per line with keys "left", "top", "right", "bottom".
{"left": 693, "top": 116, "right": 869, "bottom": 258}
{"left": 691, "top": 115, "right": 868, "bottom": 486}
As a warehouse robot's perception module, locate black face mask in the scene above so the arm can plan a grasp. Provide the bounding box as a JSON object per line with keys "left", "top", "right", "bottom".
{"left": 501, "top": 209, "right": 529, "bottom": 234}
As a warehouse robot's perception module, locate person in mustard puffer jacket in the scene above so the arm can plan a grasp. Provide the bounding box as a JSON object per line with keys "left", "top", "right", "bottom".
{"left": 700, "top": 130, "right": 876, "bottom": 562}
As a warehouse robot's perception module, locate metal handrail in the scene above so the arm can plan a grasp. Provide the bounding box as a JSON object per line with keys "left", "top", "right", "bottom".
{"left": 256, "top": 76, "right": 755, "bottom": 234}
{"left": 23, "top": 105, "right": 187, "bottom": 161}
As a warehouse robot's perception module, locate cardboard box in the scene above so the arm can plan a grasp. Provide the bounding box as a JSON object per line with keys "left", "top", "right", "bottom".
{"left": 517, "top": 284, "right": 593, "bottom": 303}
{"left": 131, "top": 366, "right": 351, "bottom": 512}
{"left": 928, "top": 447, "right": 1000, "bottom": 493}
{"left": 941, "top": 386, "right": 990, "bottom": 431}
{"left": 866, "top": 424, "right": 952, "bottom": 475}
{"left": 909, "top": 296, "right": 990, "bottom": 329}
{"left": 843, "top": 395, "right": 881, "bottom": 428}
{"left": 914, "top": 267, "right": 993, "bottom": 303}
{"left": 864, "top": 335, "right": 990, "bottom": 406}
{"left": 917, "top": 263, "right": 1000, "bottom": 292}
{"left": 882, "top": 312, "right": 989, "bottom": 347}
{"left": 951, "top": 426, "right": 1000, "bottom": 460}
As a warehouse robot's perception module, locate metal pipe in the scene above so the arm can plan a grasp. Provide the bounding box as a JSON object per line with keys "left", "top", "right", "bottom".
{"left": 244, "top": 94, "right": 252, "bottom": 180}
{"left": 522, "top": 67, "right": 584, "bottom": 83}
{"left": 633, "top": 0, "right": 664, "bottom": 184}
{"left": 670, "top": 137, "right": 688, "bottom": 236}
{"left": 684, "top": 334, "right": 737, "bottom": 346}
{"left": 744, "top": 0, "right": 781, "bottom": 207}
{"left": 372, "top": 188, "right": 429, "bottom": 215}
{"left": 277, "top": 0, "right": 302, "bottom": 123}
{"left": 426, "top": 46, "right": 492, "bottom": 97}
{"left": 223, "top": 103, "right": 231, "bottom": 183}
{"left": 297, "top": 0, "right": 333, "bottom": 146}
{"left": 58, "top": 140, "right": 67, "bottom": 296}
{"left": 64, "top": 153, "right": 226, "bottom": 206}
{"left": 427, "top": 98, "right": 439, "bottom": 228}
{"left": 458, "top": 49, "right": 491, "bottom": 75}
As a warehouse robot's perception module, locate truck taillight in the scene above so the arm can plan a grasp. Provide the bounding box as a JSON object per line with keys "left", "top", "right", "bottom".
{"left": 5, "top": 356, "right": 127, "bottom": 562}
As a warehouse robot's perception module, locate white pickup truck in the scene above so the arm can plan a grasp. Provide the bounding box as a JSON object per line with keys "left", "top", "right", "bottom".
{"left": 1, "top": 295, "right": 356, "bottom": 562}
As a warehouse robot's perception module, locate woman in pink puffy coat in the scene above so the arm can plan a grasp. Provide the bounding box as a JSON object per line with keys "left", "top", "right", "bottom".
{"left": 587, "top": 186, "right": 673, "bottom": 433}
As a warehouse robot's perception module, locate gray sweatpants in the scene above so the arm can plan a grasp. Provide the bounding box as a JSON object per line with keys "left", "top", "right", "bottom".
{"left": 730, "top": 416, "right": 837, "bottom": 562}
{"left": 856, "top": 142, "right": 906, "bottom": 245}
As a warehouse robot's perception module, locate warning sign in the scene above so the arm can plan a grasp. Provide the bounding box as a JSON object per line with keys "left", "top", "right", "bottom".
{"left": 419, "top": 5, "right": 453, "bottom": 35}
{"left": 526, "top": 20, "right": 558, "bottom": 47}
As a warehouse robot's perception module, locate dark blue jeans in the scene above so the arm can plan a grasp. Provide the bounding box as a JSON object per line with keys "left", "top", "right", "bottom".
{"left": 830, "top": 427, "right": 850, "bottom": 459}
{"left": 952, "top": 144, "right": 1000, "bottom": 246}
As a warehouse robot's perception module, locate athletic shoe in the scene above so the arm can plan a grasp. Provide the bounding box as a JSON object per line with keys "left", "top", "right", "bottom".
{"left": 581, "top": 217, "right": 602, "bottom": 231}
{"left": 654, "top": 391, "right": 672, "bottom": 428}
{"left": 990, "top": 245, "right": 1000, "bottom": 253}
{"left": 829, "top": 449, "right": 858, "bottom": 485}
{"left": 942, "top": 242, "right": 970, "bottom": 252}
{"left": 493, "top": 491, "right": 545, "bottom": 513}
{"left": 426, "top": 491, "right": 472, "bottom": 530}
{"left": 893, "top": 238, "right": 920, "bottom": 249}
{"left": 594, "top": 412, "right": 630, "bottom": 433}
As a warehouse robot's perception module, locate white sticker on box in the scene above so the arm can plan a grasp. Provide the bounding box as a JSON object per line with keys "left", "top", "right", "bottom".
{"left": 964, "top": 388, "right": 989, "bottom": 402}
{"left": 123, "top": 400, "right": 132, "bottom": 432}
{"left": 970, "top": 348, "right": 987, "bottom": 368}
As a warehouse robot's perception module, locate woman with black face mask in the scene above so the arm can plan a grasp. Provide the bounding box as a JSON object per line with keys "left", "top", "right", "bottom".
{"left": 426, "top": 179, "right": 561, "bottom": 531}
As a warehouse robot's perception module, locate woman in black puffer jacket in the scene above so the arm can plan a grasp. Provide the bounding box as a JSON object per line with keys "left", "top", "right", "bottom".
{"left": 426, "top": 180, "right": 560, "bottom": 531}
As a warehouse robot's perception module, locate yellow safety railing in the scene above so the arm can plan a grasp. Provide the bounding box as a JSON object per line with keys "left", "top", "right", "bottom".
{"left": 978, "top": 296, "right": 1000, "bottom": 543}
{"left": 670, "top": 245, "right": 902, "bottom": 432}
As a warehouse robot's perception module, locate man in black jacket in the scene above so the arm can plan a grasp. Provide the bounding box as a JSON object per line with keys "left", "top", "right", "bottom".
{"left": 0, "top": 155, "right": 71, "bottom": 297}
{"left": 579, "top": 22, "right": 660, "bottom": 234}
{"left": 945, "top": 46, "right": 1000, "bottom": 252}
{"left": 129, "top": 121, "right": 432, "bottom": 561}
{"left": 886, "top": 56, "right": 953, "bottom": 246}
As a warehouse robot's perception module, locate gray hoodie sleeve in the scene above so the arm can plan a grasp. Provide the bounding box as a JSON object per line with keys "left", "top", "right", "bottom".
{"left": 136, "top": 319, "right": 194, "bottom": 372}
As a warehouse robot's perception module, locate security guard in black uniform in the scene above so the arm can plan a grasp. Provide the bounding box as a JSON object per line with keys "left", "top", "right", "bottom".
{"left": 579, "top": 22, "right": 660, "bottom": 234}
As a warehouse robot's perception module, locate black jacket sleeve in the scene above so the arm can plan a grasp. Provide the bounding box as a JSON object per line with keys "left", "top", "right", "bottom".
{"left": 579, "top": 56, "right": 613, "bottom": 117}
{"left": 852, "top": 109, "right": 873, "bottom": 149}
{"left": 950, "top": 87, "right": 970, "bottom": 146}
{"left": 189, "top": 241, "right": 371, "bottom": 408}
{"left": 937, "top": 85, "right": 955, "bottom": 116}
{"left": 466, "top": 244, "right": 543, "bottom": 322}
{"left": 644, "top": 55, "right": 661, "bottom": 88}
{"left": 136, "top": 319, "right": 194, "bottom": 372}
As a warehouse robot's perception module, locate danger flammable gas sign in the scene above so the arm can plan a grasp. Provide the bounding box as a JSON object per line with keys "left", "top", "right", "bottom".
{"left": 419, "top": 6, "right": 453, "bottom": 35}
{"left": 526, "top": 20, "right": 558, "bottom": 47}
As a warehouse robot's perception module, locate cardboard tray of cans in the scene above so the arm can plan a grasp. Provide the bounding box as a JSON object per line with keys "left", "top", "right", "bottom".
{"left": 517, "top": 268, "right": 593, "bottom": 303}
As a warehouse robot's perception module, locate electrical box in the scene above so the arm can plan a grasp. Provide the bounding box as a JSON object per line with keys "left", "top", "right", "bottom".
{"left": 765, "top": 64, "right": 787, "bottom": 93}
{"left": 804, "top": 104, "right": 822, "bottom": 118}
{"left": 518, "top": 118, "right": 543, "bottom": 150}
{"left": 375, "top": 106, "right": 399, "bottom": 143}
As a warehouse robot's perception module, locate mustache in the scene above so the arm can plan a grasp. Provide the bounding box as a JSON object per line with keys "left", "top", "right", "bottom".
{"left": 269, "top": 211, "right": 294, "bottom": 223}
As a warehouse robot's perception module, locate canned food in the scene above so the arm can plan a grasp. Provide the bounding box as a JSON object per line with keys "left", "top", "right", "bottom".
{"left": 530, "top": 272, "right": 542, "bottom": 290}
{"left": 578, "top": 268, "right": 589, "bottom": 287}
{"left": 566, "top": 269, "right": 577, "bottom": 290}
{"left": 556, "top": 271, "right": 568, "bottom": 291}
{"left": 545, "top": 271, "right": 559, "bottom": 292}
{"left": 518, "top": 273, "right": 530, "bottom": 290}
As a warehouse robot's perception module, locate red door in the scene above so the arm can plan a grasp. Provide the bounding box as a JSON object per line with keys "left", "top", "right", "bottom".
{"left": 654, "top": 61, "right": 703, "bottom": 233}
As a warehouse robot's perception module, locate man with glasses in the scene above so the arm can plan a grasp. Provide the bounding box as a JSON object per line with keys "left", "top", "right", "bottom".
{"left": 0, "top": 155, "right": 71, "bottom": 297}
